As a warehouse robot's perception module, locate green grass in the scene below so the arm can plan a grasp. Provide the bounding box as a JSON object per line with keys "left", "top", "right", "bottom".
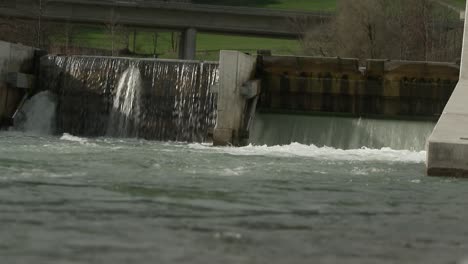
{"left": 265, "top": 0, "right": 336, "bottom": 11}
{"left": 51, "top": 0, "right": 335, "bottom": 59}
{"left": 56, "top": 26, "right": 300, "bottom": 61}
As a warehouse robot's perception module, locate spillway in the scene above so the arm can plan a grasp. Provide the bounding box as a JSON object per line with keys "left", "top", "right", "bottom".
{"left": 250, "top": 113, "right": 435, "bottom": 151}
{"left": 39, "top": 55, "right": 219, "bottom": 142}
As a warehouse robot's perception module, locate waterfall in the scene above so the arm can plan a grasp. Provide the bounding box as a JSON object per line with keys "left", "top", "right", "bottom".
{"left": 40, "top": 55, "right": 219, "bottom": 142}
{"left": 250, "top": 113, "right": 435, "bottom": 151}
{"left": 107, "top": 66, "right": 142, "bottom": 137}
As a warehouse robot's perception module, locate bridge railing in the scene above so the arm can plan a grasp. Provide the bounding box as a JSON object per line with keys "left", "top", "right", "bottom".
{"left": 23, "top": 0, "right": 334, "bottom": 17}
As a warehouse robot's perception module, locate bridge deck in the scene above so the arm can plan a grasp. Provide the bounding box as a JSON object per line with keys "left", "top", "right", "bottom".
{"left": 0, "top": 0, "right": 332, "bottom": 38}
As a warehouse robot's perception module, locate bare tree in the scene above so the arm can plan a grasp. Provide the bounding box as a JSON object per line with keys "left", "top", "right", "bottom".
{"left": 299, "top": 0, "right": 463, "bottom": 62}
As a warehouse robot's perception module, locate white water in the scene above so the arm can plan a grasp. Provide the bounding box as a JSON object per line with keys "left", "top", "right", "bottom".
{"left": 250, "top": 113, "right": 435, "bottom": 151}
{"left": 10, "top": 90, "right": 430, "bottom": 164}
{"left": 13, "top": 91, "right": 57, "bottom": 135}
{"left": 188, "top": 142, "right": 426, "bottom": 163}
{"left": 107, "top": 66, "right": 142, "bottom": 137}
{"left": 60, "top": 133, "right": 89, "bottom": 143}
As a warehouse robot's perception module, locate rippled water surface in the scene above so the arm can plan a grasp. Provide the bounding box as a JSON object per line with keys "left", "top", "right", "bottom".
{"left": 1, "top": 132, "right": 468, "bottom": 264}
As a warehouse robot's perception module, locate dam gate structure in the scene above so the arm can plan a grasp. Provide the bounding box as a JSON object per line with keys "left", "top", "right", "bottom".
{"left": 1, "top": 50, "right": 460, "bottom": 146}
{"left": 212, "top": 52, "right": 459, "bottom": 147}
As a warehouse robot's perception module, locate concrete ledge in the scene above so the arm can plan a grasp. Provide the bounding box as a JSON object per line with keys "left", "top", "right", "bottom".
{"left": 0, "top": 41, "right": 36, "bottom": 128}
{"left": 427, "top": 112, "right": 468, "bottom": 176}
{"left": 7, "top": 72, "right": 34, "bottom": 89}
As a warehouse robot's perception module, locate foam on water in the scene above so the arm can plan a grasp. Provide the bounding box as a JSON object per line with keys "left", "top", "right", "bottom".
{"left": 13, "top": 91, "right": 57, "bottom": 135}
{"left": 60, "top": 133, "right": 88, "bottom": 143}
{"left": 250, "top": 113, "right": 435, "bottom": 151}
{"left": 188, "top": 142, "right": 426, "bottom": 163}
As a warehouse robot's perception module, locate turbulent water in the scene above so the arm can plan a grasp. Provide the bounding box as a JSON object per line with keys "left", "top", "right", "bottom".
{"left": 251, "top": 113, "right": 436, "bottom": 151}
{"left": 13, "top": 91, "right": 57, "bottom": 135}
{"left": 3, "top": 54, "right": 466, "bottom": 263}
{"left": 2, "top": 131, "right": 468, "bottom": 264}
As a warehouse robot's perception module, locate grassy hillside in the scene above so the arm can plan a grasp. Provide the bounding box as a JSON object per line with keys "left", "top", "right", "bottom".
{"left": 58, "top": 26, "right": 300, "bottom": 61}
{"left": 266, "top": 0, "right": 336, "bottom": 11}
{"left": 52, "top": 0, "right": 331, "bottom": 60}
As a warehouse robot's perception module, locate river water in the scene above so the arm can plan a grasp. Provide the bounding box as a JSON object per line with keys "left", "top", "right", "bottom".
{"left": 2, "top": 131, "right": 468, "bottom": 264}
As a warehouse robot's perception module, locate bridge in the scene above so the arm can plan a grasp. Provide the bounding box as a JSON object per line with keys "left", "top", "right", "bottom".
{"left": 0, "top": 0, "right": 332, "bottom": 59}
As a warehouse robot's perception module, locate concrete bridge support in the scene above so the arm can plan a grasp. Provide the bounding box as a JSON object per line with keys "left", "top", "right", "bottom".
{"left": 213, "top": 51, "right": 257, "bottom": 146}
{"left": 0, "top": 41, "right": 36, "bottom": 129}
{"left": 178, "top": 28, "right": 197, "bottom": 60}
{"left": 426, "top": 1, "right": 468, "bottom": 176}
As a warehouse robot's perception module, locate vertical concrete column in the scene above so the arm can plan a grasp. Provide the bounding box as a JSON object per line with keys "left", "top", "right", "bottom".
{"left": 213, "top": 50, "right": 257, "bottom": 146}
{"left": 0, "top": 41, "right": 36, "bottom": 129}
{"left": 179, "top": 28, "right": 197, "bottom": 60}
{"left": 426, "top": 0, "right": 468, "bottom": 176}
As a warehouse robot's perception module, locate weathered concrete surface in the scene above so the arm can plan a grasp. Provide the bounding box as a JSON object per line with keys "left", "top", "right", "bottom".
{"left": 427, "top": 1, "right": 468, "bottom": 177}
{"left": 0, "top": 41, "right": 36, "bottom": 128}
{"left": 7, "top": 72, "right": 34, "bottom": 89}
{"left": 213, "top": 51, "right": 257, "bottom": 146}
{"left": 258, "top": 55, "right": 458, "bottom": 119}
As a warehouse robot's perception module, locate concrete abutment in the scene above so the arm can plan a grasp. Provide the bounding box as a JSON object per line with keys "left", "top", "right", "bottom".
{"left": 0, "top": 41, "right": 37, "bottom": 129}
{"left": 426, "top": 1, "right": 468, "bottom": 177}
{"left": 213, "top": 51, "right": 258, "bottom": 146}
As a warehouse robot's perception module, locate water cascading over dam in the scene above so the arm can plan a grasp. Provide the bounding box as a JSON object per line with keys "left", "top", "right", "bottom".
{"left": 39, "top": 55, "right": 219, "bottom": 142}
{"left": 11, "top": 51, "right": 451, "bottom": 152}
{"left": 250, "top": 113, "right": 435, "bottom": 151}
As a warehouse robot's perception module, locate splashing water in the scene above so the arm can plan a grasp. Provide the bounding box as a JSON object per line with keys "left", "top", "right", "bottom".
{"left": 13, "top": 91, "right": 57, "bottom": 135}
{"left": 107, "top": 65, "right": 142, "bottom": 137}
{"left": 40, "top": 55, "right": 218, "bottom": 141}
{"left": 250, "top": 113, "right": 435, "bottom": 151}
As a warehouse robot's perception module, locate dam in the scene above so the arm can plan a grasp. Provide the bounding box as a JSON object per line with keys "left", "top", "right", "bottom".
{"left": 2, "top": 2, "right": 468, "bottom": 263}
{"left": 2, "top": 49, "right": 457, "bottom": 151}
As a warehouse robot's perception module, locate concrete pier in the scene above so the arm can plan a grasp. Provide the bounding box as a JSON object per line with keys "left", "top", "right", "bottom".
{"left": 426, "top": 1, "right": 468, "bottom": 176}
{"left": 213, "top": 51, "right": 257, "bottom": 146}
{"left": 179, "top": 28, "right": 197, "bottom": 60}
{"left": 0, "top": 41, "right": 36, "bottom": 128}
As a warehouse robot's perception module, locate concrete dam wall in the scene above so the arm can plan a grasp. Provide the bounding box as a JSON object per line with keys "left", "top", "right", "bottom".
{"left": 39, "top": 55, "right": 219, "bottom": 142}
{"left": 212, "top": 52, "right": 458, "bottom": 146}
{"left": 258, "top": 56, "right": 459, "bottom": 120}
{"left": 2, "top": 47, "right": 457, "bottom": 154}
{"left": 0, "top": 41, "right": 37, "bottom": 128}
